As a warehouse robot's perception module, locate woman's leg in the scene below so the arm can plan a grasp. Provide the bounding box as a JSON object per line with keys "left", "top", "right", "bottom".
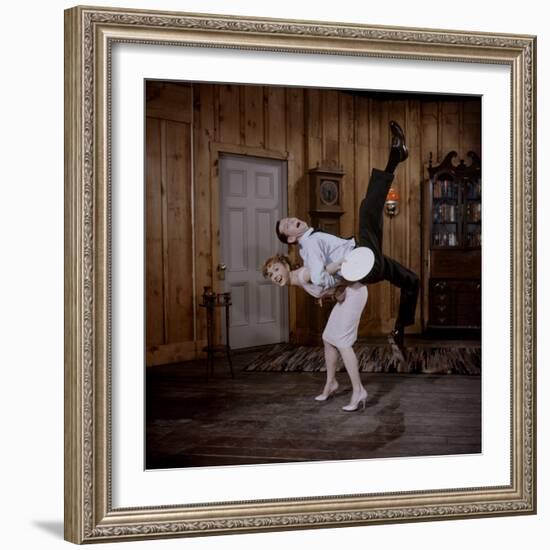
{"left": 315, "top": 341, "right": 339, "bottom": 401}
{"left": 339, "top": 347, "right": 368, "bottom": 411}
{"left": 338, "top": 347, "right": 364, "bottom": 395}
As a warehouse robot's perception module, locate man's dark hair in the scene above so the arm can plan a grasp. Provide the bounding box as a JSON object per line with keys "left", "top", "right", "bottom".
{"left": 275, "top": 220, "right": 289, "bottom": 244}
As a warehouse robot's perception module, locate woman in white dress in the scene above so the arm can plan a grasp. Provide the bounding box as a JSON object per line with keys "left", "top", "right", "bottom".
{"left": 262, "top": 254, "right": 368, "bottom": 412}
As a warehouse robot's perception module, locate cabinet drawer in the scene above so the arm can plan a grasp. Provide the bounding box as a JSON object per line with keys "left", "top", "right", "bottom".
{"left": 431, "top": 280, "right": 450, "bottom": 292}
{"left": 431, "top": 314, "right": 452, "bottom": 326}
{"left": 433, "top": 292, "right": 451, "bottom": 304}
{"left": 430, "top": 302, "right": 454, "bottom": 325}
{"left": 431, "top": 303, "right": 451, "bottom": 315}
{"left": 429, "top": 278, "right": 481, "bottom": 329}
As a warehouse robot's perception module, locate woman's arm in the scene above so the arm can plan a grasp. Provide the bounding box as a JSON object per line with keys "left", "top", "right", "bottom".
{"left": 301, "top": 247, "right": 338, "bottom": 289}
{"left": 298, "top": 267, "right": 351, "bottom": 305}
{"left": 333, "top": 283, "right": 348, "bottom": 303}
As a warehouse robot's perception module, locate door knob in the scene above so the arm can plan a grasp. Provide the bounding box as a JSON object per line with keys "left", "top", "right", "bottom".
{"left": 217, "top": 263, "right": 226, "bottom": 280}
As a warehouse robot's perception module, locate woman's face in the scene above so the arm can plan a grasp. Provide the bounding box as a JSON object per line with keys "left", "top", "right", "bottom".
{"left": 266, "top": 261, "right": 290, "bottom": 286}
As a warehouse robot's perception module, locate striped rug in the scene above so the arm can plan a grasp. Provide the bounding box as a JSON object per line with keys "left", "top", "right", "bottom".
{"left": 244, "top": 343, "right": 481, "bottom": 375}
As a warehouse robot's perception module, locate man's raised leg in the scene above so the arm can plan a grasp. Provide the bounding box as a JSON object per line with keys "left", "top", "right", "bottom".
{"left": 358, "top": 120, "right": 408, "bottom": 257}
{"left": 358, "top": 168, "right": 394, "bottom": 261}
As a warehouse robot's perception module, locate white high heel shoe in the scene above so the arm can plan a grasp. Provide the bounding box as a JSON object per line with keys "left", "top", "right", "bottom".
{"left": 342, "top": 388, "right": 368, "bottom": 412}
{"left": 315, "top": 381, "right": 339, "bottom": 401}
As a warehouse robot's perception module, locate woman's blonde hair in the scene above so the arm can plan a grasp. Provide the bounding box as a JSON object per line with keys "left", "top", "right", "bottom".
{"left": 261, "top": 254, "right": 293, "bottom": 279}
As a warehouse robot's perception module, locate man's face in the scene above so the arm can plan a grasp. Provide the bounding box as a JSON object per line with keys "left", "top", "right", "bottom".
{"left": 278, "top": 217, "right": 308, "bottom": 243}
{"left": 266, "top": 261, "right": 290, "bottom": 286}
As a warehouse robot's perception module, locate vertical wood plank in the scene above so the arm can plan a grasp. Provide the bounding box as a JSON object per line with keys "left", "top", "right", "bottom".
{"left": 213, "top": 84, "right": 221, "bottom": 142}
{"left": 440, "top": 101, "right": 460, "bottom": 157}
{"left": 305, "top": 88, "right": 322, "bottom": 167}
{"left": 194, "top": 84, "right": 215, "bottom": 343}
{"left": 387, "top": 101, "right": 408, "bottom": 320}
{"left": 145, "top": 117, "right": 165, "bottom": 346}
{"left": 160, "top": 121, "right": 170, "bottom": 343}
{"left": 322, "top": 89, "right": 339, "bottom": 164}
{"left": 244, "top": 85, "right": 264, "bottom": 148}
{"left": 462, "top": 99, "right": 482, "bottom": 156}
{"left": 369, "top": 98, "right": 393, "bottom": 333}
{"left": 287, "top": 88, "right": 306, "bottom": 221}
{"left": 218, "top": 84, "right": 241, "bottom": 144}
{"left": 265, "top": 86, "right": 286, "bottom": 152}
{"left": 339, "top": 92, "right": 355, "bottom": 238}
{"left": 164, "top": 121, "right": 194, "bottom": 344}
{"left": 304, "top": 87, "right": 322, "bottom": 230}
{"left": 285, "top": 87, "right": 307, "bottom": 343}
{"left": 405, "top": 100, "right": 423, "bottom": 331}
{"left": 419, "top": 101, "right": 439, "bottom": 330}
{"left": 422, "top": 100, "right": 442, "bottom": 331}
{"left": 354, "top": 96, "right": 373, "bottom": 336}
{"left": 354, "top": 95, "right": 371, "bottom": 215}
{"left": 420, "top": 102, "right": 439, "bottom": 167}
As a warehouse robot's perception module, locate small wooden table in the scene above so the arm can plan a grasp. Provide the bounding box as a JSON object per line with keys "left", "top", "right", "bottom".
{"left": 199, "top": 288, "right": 234, "bottom": 379}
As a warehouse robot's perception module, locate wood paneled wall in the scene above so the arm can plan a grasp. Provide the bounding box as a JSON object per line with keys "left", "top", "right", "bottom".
{"left": 145, "top": 83, "right": 195, "bottom": 365}
{"left": 145, "top": 81, "right": 481, "bottom": 365}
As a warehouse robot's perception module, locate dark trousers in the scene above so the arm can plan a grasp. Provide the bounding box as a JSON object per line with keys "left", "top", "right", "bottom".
{"left": 358, "top": 169, "right": 419, "bottom": 329}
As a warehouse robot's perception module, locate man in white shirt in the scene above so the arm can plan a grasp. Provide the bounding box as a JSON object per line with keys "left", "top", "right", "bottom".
{"left": 275, "top": 121, "right": 419, "bottom": 360}
{"left": 275, "top": 219, "right": 356, "bottom": 288}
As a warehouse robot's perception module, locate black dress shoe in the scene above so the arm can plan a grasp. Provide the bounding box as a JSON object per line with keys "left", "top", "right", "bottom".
{"left": 389, "top": 120, "right": 409, "bottom": 162}
{"left": 388, "top": 328, "right": 407, "bottom": 363}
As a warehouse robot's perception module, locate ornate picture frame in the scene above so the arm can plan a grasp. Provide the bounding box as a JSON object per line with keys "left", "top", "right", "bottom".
{"left": 64, "top": 5, "right": 536, "bottom": 543}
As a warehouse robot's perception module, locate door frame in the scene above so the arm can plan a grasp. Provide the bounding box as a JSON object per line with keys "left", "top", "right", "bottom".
{"left": 210, "top": 143, "right": 293, "bottom": 347}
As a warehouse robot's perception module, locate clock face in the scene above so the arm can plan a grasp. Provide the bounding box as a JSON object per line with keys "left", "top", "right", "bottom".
{"left": 320, "top": 179, "right": 338, "bottom": 206}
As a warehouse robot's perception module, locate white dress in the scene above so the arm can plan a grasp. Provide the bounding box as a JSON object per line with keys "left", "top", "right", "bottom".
{"left": 296, "top": 268, "right": 368, "bottom": 349}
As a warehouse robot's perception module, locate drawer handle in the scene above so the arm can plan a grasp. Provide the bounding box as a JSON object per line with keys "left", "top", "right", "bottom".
{"left": 437, "top": 305, "right": 447, "bottom": 312}
{"left": 434, "top": 282, "right": 447, "bottom": 290}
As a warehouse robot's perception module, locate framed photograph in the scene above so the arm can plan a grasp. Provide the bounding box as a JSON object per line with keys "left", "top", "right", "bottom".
{"left": 64, "top": 5, "right": 536, "bottom": 544}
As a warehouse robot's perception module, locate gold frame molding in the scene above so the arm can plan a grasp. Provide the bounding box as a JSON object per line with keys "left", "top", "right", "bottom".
{"left": 64, "top": 5, "right": 537, "bottom": 544}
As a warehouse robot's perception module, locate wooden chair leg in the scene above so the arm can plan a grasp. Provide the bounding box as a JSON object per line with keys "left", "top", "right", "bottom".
{"left": 226, "top": 350, "right": 234, "bottom": 379}
{"left": 224, "top": 300, "right": 233, "bottom": 378}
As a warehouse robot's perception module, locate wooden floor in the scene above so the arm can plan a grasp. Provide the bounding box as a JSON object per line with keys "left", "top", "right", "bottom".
{"left": 146, "top": 347, "right": 481, "bottom": 469}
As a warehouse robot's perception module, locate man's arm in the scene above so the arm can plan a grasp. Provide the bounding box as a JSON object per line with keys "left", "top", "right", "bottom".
{"left": 325, "top": 260, "right": 344, "bottom": 276}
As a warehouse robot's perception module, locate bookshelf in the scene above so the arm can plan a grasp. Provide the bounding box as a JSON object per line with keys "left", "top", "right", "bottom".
{"left": 424, "top": 151, "right": 482, "bottom": 331}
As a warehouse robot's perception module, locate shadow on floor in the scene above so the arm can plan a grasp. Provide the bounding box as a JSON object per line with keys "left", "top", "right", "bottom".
{"left": 32, "top": 520, "right": 64, "bottom": 540}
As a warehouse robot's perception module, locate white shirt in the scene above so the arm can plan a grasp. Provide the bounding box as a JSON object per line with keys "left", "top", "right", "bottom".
{"left": 298, "top": 228, "right": 356, "bottom": 290}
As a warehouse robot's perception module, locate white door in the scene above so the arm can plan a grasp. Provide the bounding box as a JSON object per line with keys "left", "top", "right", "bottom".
{"left": 219, "top": 154, "right": 288, "bottom": 349}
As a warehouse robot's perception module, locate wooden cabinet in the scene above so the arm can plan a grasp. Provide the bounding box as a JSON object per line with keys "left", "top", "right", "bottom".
{"left": 429, "top": 279, "right": 481, "bottom": 329}
{"left": 424, "top": 151, "right": 481, "bottom": 331}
